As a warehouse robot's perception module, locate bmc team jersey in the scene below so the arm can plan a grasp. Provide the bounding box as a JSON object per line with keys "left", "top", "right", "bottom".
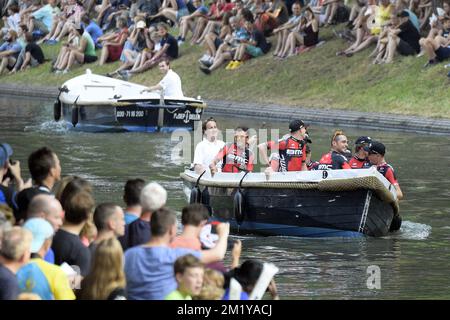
{"left": 349, "top": 156, "right": 371, "bottom": 169}
{"left": 267, "top": 136, "right": 307, "bottom": 171}
{"left": 317, "top": 151, "right": 351, "bottom": 170}
{"left": 376, "top": 163, "right": 399, "bottom": 185}
{"left": 217, "top": 143, "right": 254, "bottom": 173}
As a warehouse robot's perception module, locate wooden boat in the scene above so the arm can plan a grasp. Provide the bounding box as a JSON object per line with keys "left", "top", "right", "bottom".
{"left": 181, "top": 168, "right": 401, "bottom": 237}
{"left": 54, "top": 69, "right": 206, "bottom": 132}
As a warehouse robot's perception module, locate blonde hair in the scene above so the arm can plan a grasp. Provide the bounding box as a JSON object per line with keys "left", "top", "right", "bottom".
{"left": 195, "top": 268, "right": 225, "bottom": 300}
{"left": 0, "top": 227, "right": 32, "bottom": 261}
{"left": 79, "top": 238, "right": 126, "bottom": 300}
{"left": 331, "top": 130, "right": 346, "bottom": 145}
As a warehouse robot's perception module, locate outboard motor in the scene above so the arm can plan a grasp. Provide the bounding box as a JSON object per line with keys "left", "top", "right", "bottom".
{"left": 189, "top": 171, "right": 206, "bottom": 204}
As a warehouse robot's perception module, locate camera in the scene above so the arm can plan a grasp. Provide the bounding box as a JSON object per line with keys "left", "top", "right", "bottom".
{"left": 2, "top": 159, "right": 16, "bottom": 182}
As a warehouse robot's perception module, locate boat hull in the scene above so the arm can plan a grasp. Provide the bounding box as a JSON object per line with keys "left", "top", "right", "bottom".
{"left": 181, "top": 170, "right": 400, "bottom": 238}
{"left": 60, "top": 101, "right": 204, "bottom": 132}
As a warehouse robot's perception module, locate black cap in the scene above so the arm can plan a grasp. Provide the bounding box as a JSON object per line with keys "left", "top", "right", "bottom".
{"left": 355, "top": 136, "right": 372, "bottom": 146}
{"left": 397, "top": 10, "right": 409, "bottom": 17}
{"left": 289, "top": 119, "right": 305, "bottom": 133}
{"left": 364, "top": 141, "right": 386, "bottom": 155}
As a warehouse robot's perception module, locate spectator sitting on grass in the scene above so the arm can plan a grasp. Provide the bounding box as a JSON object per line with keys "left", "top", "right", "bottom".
{"left": 81, "top": 15, "right": 104, "bottom": 49}
{"left": 280, "top": 6, "right": 319, "bottom": 58}
{"left": 254, "top": 0, "right": 289, "bottom": 37}
{"left": 199, "top": 15, "right": 248, "bottom": 74}
{"left": 195, "top": 0, "right": 235, "bottom": 45}
{"left": 107, "top": 19, "right": 152, "bottom": 77}
{"left": 27, "top": 0, "right": 60, "bottom": 39}
{"left": 381, "top": 10, "right": 420, "bottom": 64}
{"left": 51, "top": 23, "right": 80, "bottom": 72}
{"left": 147, "top": 0, "right": 189, "bottom": 27}
{"left": 177, "top": 0, "right": 209, "bottom": 45}
{"left": 0, "top": 30, "right": 22, "bottom": 75}
{"left": 40, "top": 0, "right": 85, "bottom": 44}
{"left": 97, "top": 17, "right": 129, "bottom": 65}
{"left": 272, "top": 2, "right": 302, "bottom": 58}
{"left": 118, "top": 22, "right": 178, "bottom": 80}
{"left": 9, "top": 32, "right": 45, "bottom": 74}
{"left": 54, "top": 25, "right": 98, "bottom": 74}
{"left": 198, "top": 11, "right": 233, "bottom": 67}
{"left": 165, "top": 254, "right": 204, "bottom": 300}
{"left": 336, "top": 0, "right": 393, "bottom": 58}
{"left": 420, "top": 17, "right": 450, "bottom": 66}
{"left": 227, "top": 20, "right": 271, "bottom": 70}
{"left": 1, "top": 4, "right": 21, "bottom": 38}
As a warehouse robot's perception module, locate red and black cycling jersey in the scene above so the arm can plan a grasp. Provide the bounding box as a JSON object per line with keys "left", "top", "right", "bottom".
{"left": 349, "top": 156, "right": 371, "bottom": 169}
{"left": 317, "top": 151, "right": 351, "bottom": 170}
{"left": 307, "top": 161, "right": 320, "bottom": 171}
{"left": 376, "top": 162, "right": 399, "bottom": 185}
{"left": 267, "top": 136, "right": 307, "bottom": 172}
{"left": 216, "top": 143, "right": 254, "bottom": 173}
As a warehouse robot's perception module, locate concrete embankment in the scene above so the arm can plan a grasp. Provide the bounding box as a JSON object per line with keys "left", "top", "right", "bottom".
{"left": 1, "top": 83, "right": 449, "bottom": 135}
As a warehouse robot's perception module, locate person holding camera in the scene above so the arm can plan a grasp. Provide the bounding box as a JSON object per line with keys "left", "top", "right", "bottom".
{"left": 1, "top": 143, "right": 31, "bottom": 215}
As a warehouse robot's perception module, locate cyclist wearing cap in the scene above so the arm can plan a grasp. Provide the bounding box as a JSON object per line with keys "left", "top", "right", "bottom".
{"left": 210, "top": 127, "right": 254, "bottom": 174}
{"left": 365, "top": 141, "right": 403, "bottom": 200}
{"left": 349, "top": 136, "right": 372, "bottom": 169}
{"left": 258, "top": 119, "right": 308, "bottom": 173}
{"left": 317, "top": 130, "right": 352, "bottom": 170}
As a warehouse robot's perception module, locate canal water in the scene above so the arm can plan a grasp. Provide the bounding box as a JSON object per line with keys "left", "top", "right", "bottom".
{"left": 1, "top": 97, "right": 449, "bottom": 299}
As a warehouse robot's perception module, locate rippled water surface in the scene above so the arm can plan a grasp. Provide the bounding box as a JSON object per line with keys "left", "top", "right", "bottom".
{"left": 1, "top": 97, "right": 449, "bottom": 299}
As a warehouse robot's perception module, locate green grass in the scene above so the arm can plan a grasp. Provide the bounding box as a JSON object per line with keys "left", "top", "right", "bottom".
{"left": 4, "top": 26, "right": 450, "bottom": 118}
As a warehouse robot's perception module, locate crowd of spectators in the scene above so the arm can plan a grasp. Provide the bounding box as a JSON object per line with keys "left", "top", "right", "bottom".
{"left": 0, "top": 142, "right": 280, "bottom": 300}
{"left": 1, "top": 0, "right": 449, "bottom": 77}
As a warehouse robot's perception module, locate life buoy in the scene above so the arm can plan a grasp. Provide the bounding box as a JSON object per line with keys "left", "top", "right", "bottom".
{"left": 189, "top": 186, "right": 201, "bottom": 204}
{"left": 53, "top": 100, "right": 62, "bottom": 121}
{"left": 71, "top": 106, "right": 79, "bottom": 127}
{"left": 233, "top": 189, "right": 245, "bottom": 225}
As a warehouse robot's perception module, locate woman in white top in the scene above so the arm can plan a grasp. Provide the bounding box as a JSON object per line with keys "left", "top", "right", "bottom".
{"left": 193, "top": 117, "right": 225, "bottom": 175}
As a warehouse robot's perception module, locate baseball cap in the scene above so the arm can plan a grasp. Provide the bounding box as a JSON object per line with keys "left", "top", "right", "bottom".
{"left": 354, "top": 136, "right": 372, "bottom": 146}
{"left": 289, "top": 119, "right": 305, "bottom": 133}
{"left": 136, "top": 20, "right": 146, "bottom": 29}
{"left": 0, "top": 143, "right": 13, "bottom": 167}
{"left": 397, "top": 10, "right": 409, "bottom": 18}
{"left": 364, "top": 141, "right": 386, "bottom": 156}
{"left": 23, "top": 218, "right": 54, "bottom": 253}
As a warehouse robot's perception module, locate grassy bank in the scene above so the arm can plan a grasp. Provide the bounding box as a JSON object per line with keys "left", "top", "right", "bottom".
{"left": 3, "top": 27, "right": 450, "bottom": 118}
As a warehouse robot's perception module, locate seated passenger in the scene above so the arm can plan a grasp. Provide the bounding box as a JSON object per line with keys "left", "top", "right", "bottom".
{"left": 317, "top": 130, "right": 352, "bottom": 170}
{"left": 258, "top": 119, "right": 308, "bottom": 173}
{"left": 349, "top": 136, "right": 372, "bottom": 169}
{"left": 209, "top": 127, "right": 254, "bottom": 174}
{"left": 364, "top": 141, "right": 403, "bottom": 200}
{"left": 193, "top": 117, "right": 225, "bottom": 175}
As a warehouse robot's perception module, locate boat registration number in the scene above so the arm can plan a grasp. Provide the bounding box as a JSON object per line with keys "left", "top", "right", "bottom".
{"left": 116, "top": 110, "right": 145, "bottom": 118}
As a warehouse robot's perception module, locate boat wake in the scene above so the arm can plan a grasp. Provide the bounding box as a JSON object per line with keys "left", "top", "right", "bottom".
{"left": 25, "top": 121, "right": 70, "bottom": 134}
{"left": 387, "top": 220, "right": 432, "bottom": 240}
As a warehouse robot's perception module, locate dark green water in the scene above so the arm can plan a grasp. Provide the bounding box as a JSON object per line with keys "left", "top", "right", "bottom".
{"left": 1, "top": 97, "right": 449, "bottom": 299}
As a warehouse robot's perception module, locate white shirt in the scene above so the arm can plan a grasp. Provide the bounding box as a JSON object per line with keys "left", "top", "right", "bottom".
{"left": 193, "top": 138, "right": 225, "bottom": 175}
{"left": 159, "top": 69, "right": 184, "bottom": 97}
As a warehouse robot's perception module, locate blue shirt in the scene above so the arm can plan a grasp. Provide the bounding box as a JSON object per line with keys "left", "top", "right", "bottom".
{"left": 44, "top": 248, "right": 55, "bottom": 264}
{"left": 31, "top": 4, "right": 59, "bottom": 31}
{"left": 222, "top": 288, "right": 249, "bottom": 300}
{"left": 85, "top": 21, "right": 103, "bottom": 45}
{"left": 0, "top": 41, "right": 22, "bottom": 54}
{"left": 124, "top": 212, "right": 139, "bottom": 225}
{"left": 124, "top": 246, "right": 201, "bottom": 300}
